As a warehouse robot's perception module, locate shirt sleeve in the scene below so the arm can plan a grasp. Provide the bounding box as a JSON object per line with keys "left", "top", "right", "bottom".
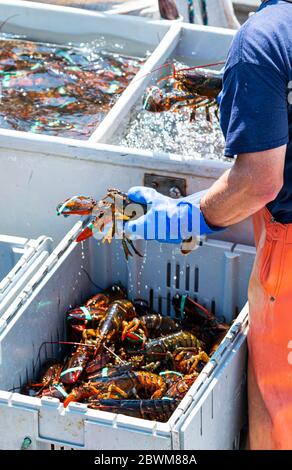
{"left": 220, "top": 61, "right": 289, "bottom": 157}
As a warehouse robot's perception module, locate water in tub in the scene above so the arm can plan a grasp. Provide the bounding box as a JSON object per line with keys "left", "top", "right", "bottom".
{"left": 0, "top": 33, "right": 149, "bottom": 139}
{"left": 115, "top": 59, "right": 228, "bottom": 161}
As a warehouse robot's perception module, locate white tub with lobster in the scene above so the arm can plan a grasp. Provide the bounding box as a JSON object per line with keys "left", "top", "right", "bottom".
{"left": 0, "top": 221, "right": 255, "bottom": 450}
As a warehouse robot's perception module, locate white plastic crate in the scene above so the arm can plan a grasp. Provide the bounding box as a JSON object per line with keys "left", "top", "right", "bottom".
{"left": 0, "top": 222, "right": 255, "bottom": 449}
{"left": 0, "top": 235, "right": 52, "bottom": 316}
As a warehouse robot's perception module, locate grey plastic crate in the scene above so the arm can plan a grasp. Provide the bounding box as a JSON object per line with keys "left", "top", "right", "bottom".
{"left": 0, "top": 235, "right": 53, "bottom": 316}
{"left": 0, "top": 223, "right": 255, "bottom": 449}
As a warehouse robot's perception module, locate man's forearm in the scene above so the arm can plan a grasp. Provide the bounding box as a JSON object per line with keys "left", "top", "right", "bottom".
{"left": 200, "top": 169, "right": 267, "bottom": 227}
{"left": 200, "top": 148, "right": 286, "bottom": 228}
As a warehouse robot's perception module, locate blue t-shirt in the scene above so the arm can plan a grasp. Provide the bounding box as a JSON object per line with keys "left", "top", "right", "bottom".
{"left": 220, "top": 0, "right": 292, "bottom": 223}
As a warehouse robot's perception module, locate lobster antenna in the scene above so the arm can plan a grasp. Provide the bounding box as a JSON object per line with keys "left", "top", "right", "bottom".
{"left": 39, "top": 340, "right": 96, "bottom": 350}
{"left": 0, "top": 15, "right": 20, "bottom": 33}
{"left": 102, "top": 343, "right": 128, "bottom": 365}
{"left": 130, "top": 61, "right": 172, "bottom": 86}
{"left": 178, "top": 61, "right": 225, "bottom": 72}
{"left": 131, "top": 60, "right": 225, "bottom": 88}
{"left": 180, "top": 296, "right": 211, "bottom": 316}
{"left": 81, "top": 267, "right": 104, "bottom": 291}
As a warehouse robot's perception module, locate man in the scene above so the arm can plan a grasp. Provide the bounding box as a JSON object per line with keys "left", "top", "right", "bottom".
{"left": 126, "top": 0, "right": 292, "bottom": 450}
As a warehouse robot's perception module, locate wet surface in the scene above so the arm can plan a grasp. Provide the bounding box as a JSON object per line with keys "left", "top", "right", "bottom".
{"left": 0, "top": 35, "right": 145, "bottom": 139}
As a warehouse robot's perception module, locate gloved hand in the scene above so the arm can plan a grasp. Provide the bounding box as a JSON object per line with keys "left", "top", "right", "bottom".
{"left": 124, "top": 187, "right": 224, "bottom": 244}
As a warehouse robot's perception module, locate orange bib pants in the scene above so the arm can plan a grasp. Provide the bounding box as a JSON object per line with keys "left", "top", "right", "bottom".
{"left": 248, "top": 207, "right": 292, "bottom": 449}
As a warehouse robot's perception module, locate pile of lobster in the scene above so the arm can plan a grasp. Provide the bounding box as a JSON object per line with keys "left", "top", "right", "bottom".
{"left": 22, "top": 284, "right": 229, "bottom": 422}
{"left": 0, "top": 38, "right": 144, "bottom": 138}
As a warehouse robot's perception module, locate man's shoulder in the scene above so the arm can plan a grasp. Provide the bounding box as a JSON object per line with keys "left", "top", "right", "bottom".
{"left": 226, "top": 5, "right": 291, "bottom": 71}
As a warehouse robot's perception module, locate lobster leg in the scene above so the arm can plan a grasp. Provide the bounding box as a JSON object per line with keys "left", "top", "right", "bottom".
{"left": 126, "top": 237, "right": 143, "bottom": 258}
{"left": 122, "top": 238, "right": 132, "bottom": 261}
{"left": 204, "top": 99, "right": 217, "bottom": 122}
{"left": 189, "top": 351, "right": 209, "bottom": 374}
{"left": 102, "top": 226, "right": 114, "bottom": 244}
{"left": 121, "top": 318, "right": 141, "bottom": 341}
{"left": 151, "top": 390, "right": 164, "bottom": 399}
{"left": 106, "top": 384, "right": 129, "bottom": 399}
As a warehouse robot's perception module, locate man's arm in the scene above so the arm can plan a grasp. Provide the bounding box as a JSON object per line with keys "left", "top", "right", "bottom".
{"left": 201, "top": 145, "right": 286, "bottom": 227}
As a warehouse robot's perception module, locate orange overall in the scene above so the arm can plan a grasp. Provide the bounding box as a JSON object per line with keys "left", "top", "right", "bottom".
{"left": 248, "top": 207, "right": 292, "bottom": 450}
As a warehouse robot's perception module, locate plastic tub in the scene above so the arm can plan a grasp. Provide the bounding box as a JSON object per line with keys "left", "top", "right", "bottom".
{"left": 0, "top": 222, "right": 255, "bottom": 449}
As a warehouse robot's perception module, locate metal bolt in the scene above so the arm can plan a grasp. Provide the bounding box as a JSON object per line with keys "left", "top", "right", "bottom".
{"left": 169, "top": 186, "right": 182, "bottom": 199}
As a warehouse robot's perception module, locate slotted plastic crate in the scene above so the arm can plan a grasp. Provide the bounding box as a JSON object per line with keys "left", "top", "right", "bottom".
{"left": 0, "top": 222, "right": 255, "bottom": 449}
{"left": 0, "top": 2, "right": 253, "bottom": 247}
{"left": 0, "top": 235, "right": 52, "bottom": 316}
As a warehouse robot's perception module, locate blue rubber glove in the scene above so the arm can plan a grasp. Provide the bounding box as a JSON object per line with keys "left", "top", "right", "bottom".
{"left": 125, "top": 187, "right": 224, "bottom": 244}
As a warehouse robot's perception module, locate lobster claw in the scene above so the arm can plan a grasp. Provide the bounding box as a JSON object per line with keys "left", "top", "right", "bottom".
{"left": 76, "top": 221, "right": 95, "bottom": 243}
{"left": 76, "top": 215, "right": 115, "bottom": 244}
{"left": 56, "top": 196, "right": 97, "bottom": 217}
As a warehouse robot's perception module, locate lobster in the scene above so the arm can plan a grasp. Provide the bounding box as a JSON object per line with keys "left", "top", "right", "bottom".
{"left": 60, "top": 343, "right": 93, "bottom": 385}
{"left": 172, "top": 348, "right": 209, "bottom": 375}
{"left": 159, "top": 371, "right": 184, "bottom": 388}
{"left": 165, "top": 373, "right": 199, "bottom": 400}
{"left": 67, "top": 306, "right": 106, "bottom": 342}
{"left": 21, "top": 285, "right": 214, "bottom": 424}
{"left": 22, "top": 359, "right": 65, "bottom": 399}
{"left": 87, "top": 357, "right": 160, "bottom": 382}
{"left": 85, "top": 371, "right": 167, "bottom": 400}
{"left": 173, "top": 295, "right": 229, "bottom": 354}
{"left": 23, "top": 359, "right": 62, "bottom": 388}
{"left": 144, "top": 64, "right": 223, "bottom": 122}
{"left": 63, "top": 383, "right": 100, "bottom": 408}
{"left": 67, "top": 285, "right": 127, "bottom": 341}
{"left": 143, "top": 331, "right": 201, "bottom": 363}
{"left": 122, "top": 314, "right": 182, "bottom": 344}
{"left": 88, "top": 398, "right": 180, "bottom": 422}
{"left": 56, "top": 190, "right": 147, "bottom": 260}
{"left": 82, "top": 300, "right": 136, "bottom": 352}
{"left": 39, "top": 384, "right": 69, "bottom": 401}
{"left": 86, "top": 285, "right": 127, "bottom": 309}
{"left": 85, "top": 348, "right": 116, "bottom": 376}
{"left": 38, "top": 359, "right": 63, "bottom": 387}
